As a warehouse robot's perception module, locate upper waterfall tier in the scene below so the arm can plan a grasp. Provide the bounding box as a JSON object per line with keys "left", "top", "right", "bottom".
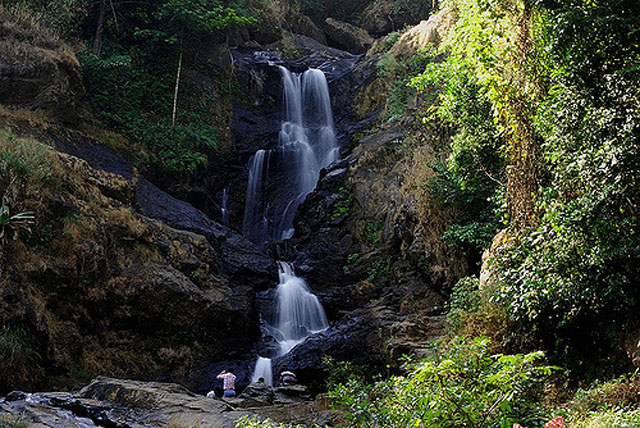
{"left": 243, "top": 67, "right": 339, "bottom": 248}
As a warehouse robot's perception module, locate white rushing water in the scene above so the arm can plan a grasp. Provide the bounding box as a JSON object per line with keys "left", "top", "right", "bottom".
{"left": 251, "top": 356, "right": 274, "bottom": 386}
{"left": 243, "top": 67, "right": 339, "bottom": 247}
{"left": 221, "top": 187, "right": 230, "bottom": 226}
{"left": 251, "top": 262, "right": 329, "bottom": 386}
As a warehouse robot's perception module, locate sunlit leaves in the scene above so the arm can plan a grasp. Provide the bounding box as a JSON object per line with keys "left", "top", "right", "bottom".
{"left": 328, "top": 337, "right": 555, "bottom": 427}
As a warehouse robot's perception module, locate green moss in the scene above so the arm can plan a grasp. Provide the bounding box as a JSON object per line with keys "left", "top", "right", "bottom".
{"left": 331, "top": 186, "right": 355, "bottom": 220}
{"left": 366, "top": 256, "right": 391, "bottom": 281}
{"left": 363, "top": 219, "right": 383, "bottom": 246}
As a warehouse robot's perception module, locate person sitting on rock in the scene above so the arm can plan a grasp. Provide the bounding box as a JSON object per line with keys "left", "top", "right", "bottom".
{"left": 217, "top": 370, "right": 237, "bottom": 398}
{"left": 279, "top": 370, "right": 297, "bottom": 386}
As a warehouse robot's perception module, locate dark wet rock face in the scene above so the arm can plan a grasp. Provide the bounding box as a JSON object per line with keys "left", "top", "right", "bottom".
{"left": 272, "top": 311, "right": 389, "bottom": 392}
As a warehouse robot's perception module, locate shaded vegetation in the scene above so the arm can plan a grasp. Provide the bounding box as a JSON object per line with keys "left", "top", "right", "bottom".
{"left": 0, "top": 326, "right": 41, "bottom": 391}
{"left": 412, "top": 0, "right": 640, "bottom": 376}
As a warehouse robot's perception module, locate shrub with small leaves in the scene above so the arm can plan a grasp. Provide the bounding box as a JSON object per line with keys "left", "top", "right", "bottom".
{"left": 329, "top": 337, "right": 557, "bottom": 428}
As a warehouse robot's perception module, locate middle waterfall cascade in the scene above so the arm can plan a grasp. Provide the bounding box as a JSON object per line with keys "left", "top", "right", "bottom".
{"left": 243, "top": 67, "right": 339, "bottom": 248}
{"left": 251, "top": 262, "right": 329, "bottom": 386}
{"left": 221, "top": 187, "right": 230, "bottom": 226}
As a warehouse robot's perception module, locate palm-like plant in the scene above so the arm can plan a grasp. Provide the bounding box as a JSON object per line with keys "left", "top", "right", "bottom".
{"left": 0, "top": 197, "right": 35, "bottom": 243}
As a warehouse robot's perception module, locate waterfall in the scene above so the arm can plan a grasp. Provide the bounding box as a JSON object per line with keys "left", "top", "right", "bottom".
{"left": 243, "top": 150, "right": 269, "bottom": 248}
{"left": 221, "top": 187, "right": 229, "bottom": 226}
{"left": 243, "top": 67, "right": 339, "bottom": 247}
{"left": 273, "top": 262, "right": 329, "bottom": 355}
{"left": 251, "top": 356, "right": 273, "bottom": 386}
{"left": 251, "top": 262, "right": 328, "bottom": 385}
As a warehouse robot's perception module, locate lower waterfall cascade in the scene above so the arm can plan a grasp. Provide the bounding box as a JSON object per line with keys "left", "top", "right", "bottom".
{"left": 251, "top": 262, "right": 329, "bottom": 386}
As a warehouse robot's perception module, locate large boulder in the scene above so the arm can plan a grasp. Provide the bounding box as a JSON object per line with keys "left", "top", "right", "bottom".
{"left": 359, "top": 0, "right": 433, "bottom": 37}
{"left": 324, "top": 18, "right": 374, "bottom": 54}
{"left": 390, "top": 7, "right": 456, "bottom": 60}
{"left": 248, "top": 0, "right": 327, "bottom": 45}
{"left": 272, "top": 311, "right": 389, "bottom": 391}
{"left": 0, "top": 7, "right": 84, "bottom": 122}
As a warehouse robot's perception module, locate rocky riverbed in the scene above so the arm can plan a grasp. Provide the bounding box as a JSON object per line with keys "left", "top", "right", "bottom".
{"left": 0, "top": 377, "right": 341, "bottom": 427}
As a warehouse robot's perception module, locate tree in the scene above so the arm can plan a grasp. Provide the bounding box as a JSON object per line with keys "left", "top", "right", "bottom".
{"left": 149, "top": 0, "right": 256, "bottom": 127}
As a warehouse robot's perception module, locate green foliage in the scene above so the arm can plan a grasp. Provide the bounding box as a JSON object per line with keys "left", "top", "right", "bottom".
{"left": 0, "top": 131, "right": 57, "bottom": 185}
{"left": 366, "top": 256, "right": 390, "bottom": 281}
{"left": 294, "top": 0, "right": 369, "bottom": 25}
{"left": 235, "top": 415, "right": 315, "bottom": 428}
{"left": 0, "top": 418, "right": 28, "bottom": 428}
{"left": 562, "top": 372, "right": 640, "bottom": 427}
{"left": 343, "top": 252, "right": 359, "bottom": 275}
{"left": 413, "top": 0, "right": 640, "bottom": 375}
{"left": 491, "top": 0, "right": 640, "bottom": 370}
{"left": 446, "top": 276, "right": 481, "bottom": 333}
{"left": 363, "top": 220, "right": 383, "bottom": 246}
{"left": 154, "top": 0, "right": 256, "bottom": 39}
{"left": 329, "top": 337, "right": 556, "bottom": 427}
{"left": 331, "top": 186, "right": 355, "bottom": 220}
{"left": 323, "top": 355, "right": 365, "bottom": 389}
{"left": 384, "top": 31, "right": 401, "bottom": 51}
{"left": 1, "top": 0, "right": 87, "bottom": 36}
{"left": 0, "top": 198, "right": 35, "bottom": 244}
{"left": 569, "top": 409, "right": 640, "bottom": 428}
{"left": 379, "top": 48, "right": 435, "bottom": 121}
{"left": 79, "top": 50, "right": 220, "bottom": 175}
{"left": 415, "top": 49, "right": 505, "bottom": 259}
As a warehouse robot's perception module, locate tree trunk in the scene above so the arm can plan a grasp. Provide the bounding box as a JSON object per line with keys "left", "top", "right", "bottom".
{"left": 172, "top": 48, "right": 183, "bottom": 128}
{"left": 93, "top": 0, "right": 106, "bottom": 55}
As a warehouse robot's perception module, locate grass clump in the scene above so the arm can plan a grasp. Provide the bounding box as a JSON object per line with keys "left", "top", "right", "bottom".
{"left": 0, "top": 417, "right": 28, "bottom": 428}
{"left": 0, "top": 326, "right": 40, "bottom": 391}
{"left": 0, "top": 130, "right": 60, "bottom": 187}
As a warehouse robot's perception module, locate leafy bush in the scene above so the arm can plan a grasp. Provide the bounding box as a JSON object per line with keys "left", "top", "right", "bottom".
{"left": 378, "top": 48, "right": 435, "bottom": 120}
{"left": 234, "top": 415, "right": 308, "bottom": 428}
{"left": 414, "top": 53, "right": 505, "bottom": 260}
{"left": 366, "top": 256, "right": 390, "bottom": 281}
{"left": 323, "top": 355, "right": 365, "bottom": 389}
{"left": 329, "top": 337, "right": 556, "bottom": 427}
{"left": 363, "top": 220, "right": 383, "bottom": 246}
{"left": 0, "top": 198, "right": 35, "bottom": 244}
{"left": 446, "top": 276, "right": 481, "bottom": 333}
{"left": 79, "top": 51, "right": 219, "bottom": 175}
